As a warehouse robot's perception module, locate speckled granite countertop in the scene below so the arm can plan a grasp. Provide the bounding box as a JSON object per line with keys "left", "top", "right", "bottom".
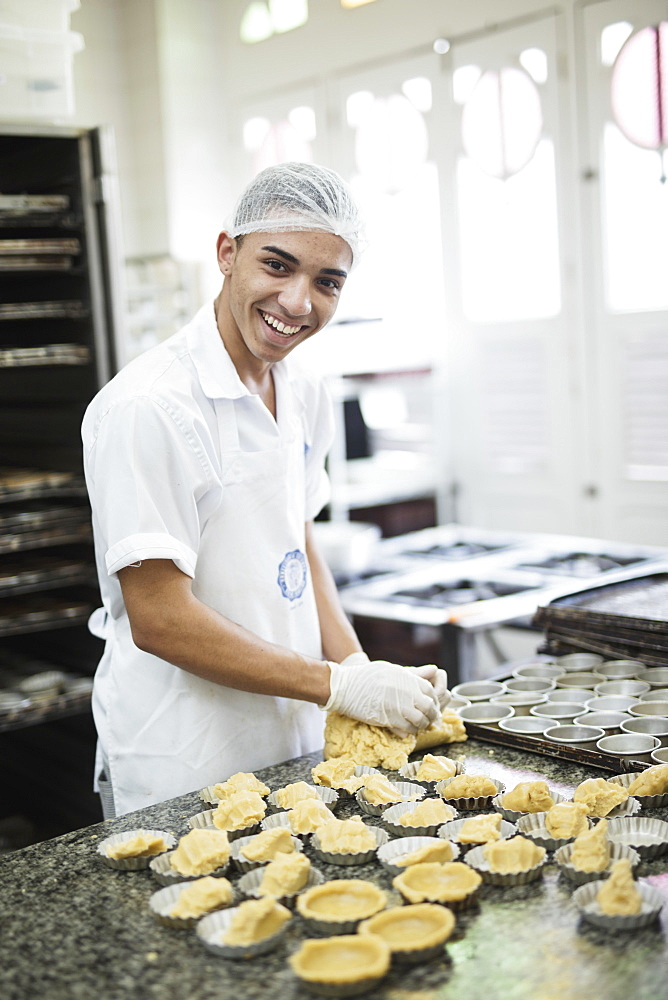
{"left": 1, "top": 738, "right": 667, "bottom": 1000}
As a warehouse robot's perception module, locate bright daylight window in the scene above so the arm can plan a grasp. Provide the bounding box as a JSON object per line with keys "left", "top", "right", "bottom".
{"left": 602, "top": 21, "right": 668, "bottom": 312}
{"left": 340, "top": 78, "right": 447, "bottom": 369}
{"left": 240, "top": 0, "right": 308, "bottom": 43}
{"left": 242, "top": 106, "right": 315, "bottom": 174}
{"left": 454, "top": 57, "right": 561, "bottom": 323}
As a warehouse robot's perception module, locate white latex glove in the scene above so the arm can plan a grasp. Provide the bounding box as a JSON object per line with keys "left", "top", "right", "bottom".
{"left": 412, "top": 664, "right": 451, "bottom": 711}
{"left": 324, "top": 654, "right": 440, "bottom": 733}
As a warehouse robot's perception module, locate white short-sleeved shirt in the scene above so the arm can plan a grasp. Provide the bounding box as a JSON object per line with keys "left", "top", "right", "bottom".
{"left": 82, "top": 300, "right": 334, "bottom": 622}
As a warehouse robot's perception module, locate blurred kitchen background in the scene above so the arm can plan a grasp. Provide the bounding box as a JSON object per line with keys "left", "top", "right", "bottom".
{"left": 0, "top": 0, "right": 667, "bottom": 844}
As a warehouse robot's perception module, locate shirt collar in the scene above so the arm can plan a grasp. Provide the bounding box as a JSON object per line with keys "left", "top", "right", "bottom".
{"left": 186, "top": 301, "right": 304, "bottom": 407}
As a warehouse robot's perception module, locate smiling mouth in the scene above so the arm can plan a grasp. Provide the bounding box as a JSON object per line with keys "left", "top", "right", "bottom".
{"left": 259, "top": 309, "right": 305, "bottom": 337}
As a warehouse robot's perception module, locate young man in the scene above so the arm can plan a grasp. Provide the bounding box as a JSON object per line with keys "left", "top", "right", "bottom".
{"left": 82, "top": 162, "right": 448, "bottom": 817}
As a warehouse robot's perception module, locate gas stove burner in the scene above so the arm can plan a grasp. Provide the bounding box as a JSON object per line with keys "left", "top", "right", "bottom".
{"left": 387, "top": 578, "right": 537, "bottom": 608}
{"left": 517, "top": 552, "right": 644, "bottom": 577}
{"left": 404, "top": 541, "right": 503, "bottom": 559}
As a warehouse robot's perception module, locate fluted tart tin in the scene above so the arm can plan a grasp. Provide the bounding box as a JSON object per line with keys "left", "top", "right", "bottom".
{"left": 606, "top": 816, "right": 668, "bottom": 860}
{"left": 382, "top": 798, "right": 459, "bottom": 838}
{"left": 196, "top": 904, "right": 291, "bottom": 959}
{"left": 310, "top": 823, "right": 388, "bottom": 866}
{"left": 187, "top": 809, "right": 261, "bottom": 842}
{"left": 237, "top": 863, "right": 325, "bottom": 908}
{"left": 355, "top": 780, "right": 425, "bottom": 817}
{"left": 376, "top": 835, "right": 460, "bottom": 875}
{"left": 438, "top": 817, "right": 517, "bottom": 851}
{"left": 398, "top": 756, "right": 465, "bottom": 789}
{"left": 148, "top": 879, "right": 237, "bottom": 929}
{"left": 230, "top": 832, "right": 303, "bottom": 873}
{"left": 436, "top": 776, "right": 505, "bottom": 811}
{"left": 465, "top": 843, "right": 547, "bottom": 886}
{"left": 492, "top": 789, "right": 566, "bottom": 825}
{"left": 553, "top": 842, "right": 640, "bottom": 885}
{"left": 97, "top": 829, "right": 176, "bottom": 871}
{"left": 571, "top": 879, "right": 665, "bottom": 932}
{"left": 149, "top": 849, "right": 230, "bottom": 886}
{"left": 608, "top": 771, "right": 668, "bottom": 809}
{"left": 516, "top": 811, "right": 591, "bottom": 852}
{"left": 266, "top": 784, "right": 338, "bottom": 813}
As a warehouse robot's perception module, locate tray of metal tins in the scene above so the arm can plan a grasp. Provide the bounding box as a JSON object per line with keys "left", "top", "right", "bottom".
{"left": 461, "top": 698, "right": 653, "bottom": 774}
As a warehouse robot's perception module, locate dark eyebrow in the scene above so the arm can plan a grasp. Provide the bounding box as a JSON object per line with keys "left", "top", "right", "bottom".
{"left": 261, "top": 245, "right": 348, "bottom": 280}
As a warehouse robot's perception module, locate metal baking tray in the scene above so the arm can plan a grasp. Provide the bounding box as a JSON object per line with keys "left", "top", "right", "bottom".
{"left": 0, "top": 595, "right": 95, "bottom": 637}
{"left": 0, "top": 557, "right": 92, "bottom": 596}
{"left": 0, "top": 194, "right": 70, "bottom": 214}
{"left": 0, "top": 344, "right": 90, "bottom": 367}
{"left": 0, "top": 301, "right": 88, "bottom": 321}
{"left": 0, "top": 238, "right": 80, "bottom": 255}
{"left": 463, "top": 719, "right": 648, "bottom": 774}
{"left": 0, "top": 468, "right": 86, "bottom": 503}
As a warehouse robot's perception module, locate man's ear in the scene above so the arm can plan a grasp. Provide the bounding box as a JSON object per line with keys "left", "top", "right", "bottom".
{"left": 216, "top": 231, "right": 237, "bottom": 276}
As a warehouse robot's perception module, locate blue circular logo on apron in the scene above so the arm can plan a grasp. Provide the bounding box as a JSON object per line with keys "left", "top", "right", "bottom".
{"left": 277, "top": 549, "right": 307, "bottom": 601}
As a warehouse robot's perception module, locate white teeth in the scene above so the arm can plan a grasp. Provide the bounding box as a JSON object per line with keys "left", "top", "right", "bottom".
{"left": 260, "top": 310, "right": 301, "bottom": 335}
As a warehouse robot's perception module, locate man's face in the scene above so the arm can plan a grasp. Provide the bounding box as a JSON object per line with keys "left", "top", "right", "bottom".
{"left": 216, "top": 229, "right": 352, "bottom": 368}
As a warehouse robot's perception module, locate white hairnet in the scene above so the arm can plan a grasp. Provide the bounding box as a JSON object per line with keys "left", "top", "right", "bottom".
{"left": 227, "top": 162, "right": 365, "bottom": 265}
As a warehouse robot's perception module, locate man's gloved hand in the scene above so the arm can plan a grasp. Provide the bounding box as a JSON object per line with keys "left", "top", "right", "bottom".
{"left": 412, "top": 664, "right": 451, "bottom": 711}
{"left": 324, "top": 653, "right": 440, "bottom": 734}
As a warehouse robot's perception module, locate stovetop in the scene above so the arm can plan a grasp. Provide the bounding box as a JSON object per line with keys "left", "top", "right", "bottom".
{"left": 515, "top": 551, "right": 644, "bottom": 577}
{"left": 387, "top": 577, "right": 538, "bottom": 608}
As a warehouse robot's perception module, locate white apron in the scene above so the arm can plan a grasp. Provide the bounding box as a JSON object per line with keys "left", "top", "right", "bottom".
{"left": 95, "top": 370, "right": 325, "bottom": 815}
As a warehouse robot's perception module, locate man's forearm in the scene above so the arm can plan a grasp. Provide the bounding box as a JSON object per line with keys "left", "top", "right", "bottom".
{"left": 118, "top": 559, "right": 332, "bottom": 704}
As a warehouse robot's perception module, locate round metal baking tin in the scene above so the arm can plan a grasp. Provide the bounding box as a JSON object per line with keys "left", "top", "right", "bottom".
{"left": 543, "top": 724, "right": 606, "bottom": 749}
{"left": 458, "top": 702, "right": 515, "bottom": 726}
{"left": 438, "top": 816, "right": 517, "bottom": 851}
{"left": 187, "top": 809, "right": 261, "bottom": 842}
{"left": 381, "top": 798, "right": 459, "bottom": 837}
{"left": 651, "top": 747, "right": 668, "bottom": 765}
{"left": 516, "top": 811, "right": 591, "bottom": 852}
{"left": 504, "top": 677, "right": 556, "bottom": 694}
{"left": 149, "top": 849, "right": 230, "bottom": 886}
{"left": 398, "top": 756, "right": 464, "bottom": 788}
{"left": 636, "top": 667, "right": 668, "bottom": 688}
{"left": 199, "top": 782, "right": 270, "bottom": 808}
{"left": 530, "top": 703, "right": 586, "bottom": 722}
{"left": 267, "top": 784, "right": 338, "bottom": 813}
{"left": 237, "top": 862, "right": 325, "bottom": 907}
{"left": 376, "top": 835, "right": 460, "bottom": 875}
{"left": 196, "top": 903, "right": 291, "bottom": 959}
{"left": 97, "top": 829, "right": 176, "bottom": 870}
{"left": 609, "top": 770, "right": 668, "bottom": 808}
{"left": 571, "top": 879, "right": 664, "bottom": 932}
{"left": 355, "top": 780, "right": 425, "bottom": 817}
{"left": 546, "top": 688, "right": 593, "bottom": 704}
{"left": 465, "top": 843, "right": 547, "bottom": 886}
{"left": 573, "top": 711, "right": 632, "bottom": 732}
{"left": 584, "top": 695, "right": 640, "bottom": 713}
{"left": 594, "top": 679, "right": 651, "bottom": 698}
{"left": 553, "top": 841, "right": 640, "bottom": 885}
{"left": 512, "top": 664, "right": 564, "bottom": 681}
{"left": 596, "top": 733, "right": 660, "bottom": 762}
{"left": 595, "top": 660, "right": 645, "bottom": 680}
{"left": 491, "top": 692, "right": 548, "bottom": 717}
{"left": 451, "top": 680, "right": 505, "bottom": 702}
{"left": 606, "top": 816, "right": 668, "bottom": 860}
{"left": 628, "top": 701, "right": 668, "bottom": 718}
{"left": 296, "top": 883, "right": 388, "bottom": 936}
{"left": 148, "top": 879, "right": 237, "bottom": 929}
{"left": 492, "top": 788, "right": 566, "bottom": 825}
{"left": 556, "top": 653, "right": 604, "bottom": 672}
{"left": 556, "top": 672, "right": 602, "bottom": 690}
{"left": 436, "top": 776, "right": 505, "bottom": 812}
{"left": 310, "top": 824, "right": 388, "bottom": 866}
{"left": 639, "top": 688, "right": 668, "bottom": 701}
{"left": 498, "top": 716, "right": 553, "bottom": 736}
{"left": 230, "top": 832, "right": 303, "bottom": 873}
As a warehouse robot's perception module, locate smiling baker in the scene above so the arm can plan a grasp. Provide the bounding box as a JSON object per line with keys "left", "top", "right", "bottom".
{"left": 82, "top": 162, "right": 449, "bottom": 817}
